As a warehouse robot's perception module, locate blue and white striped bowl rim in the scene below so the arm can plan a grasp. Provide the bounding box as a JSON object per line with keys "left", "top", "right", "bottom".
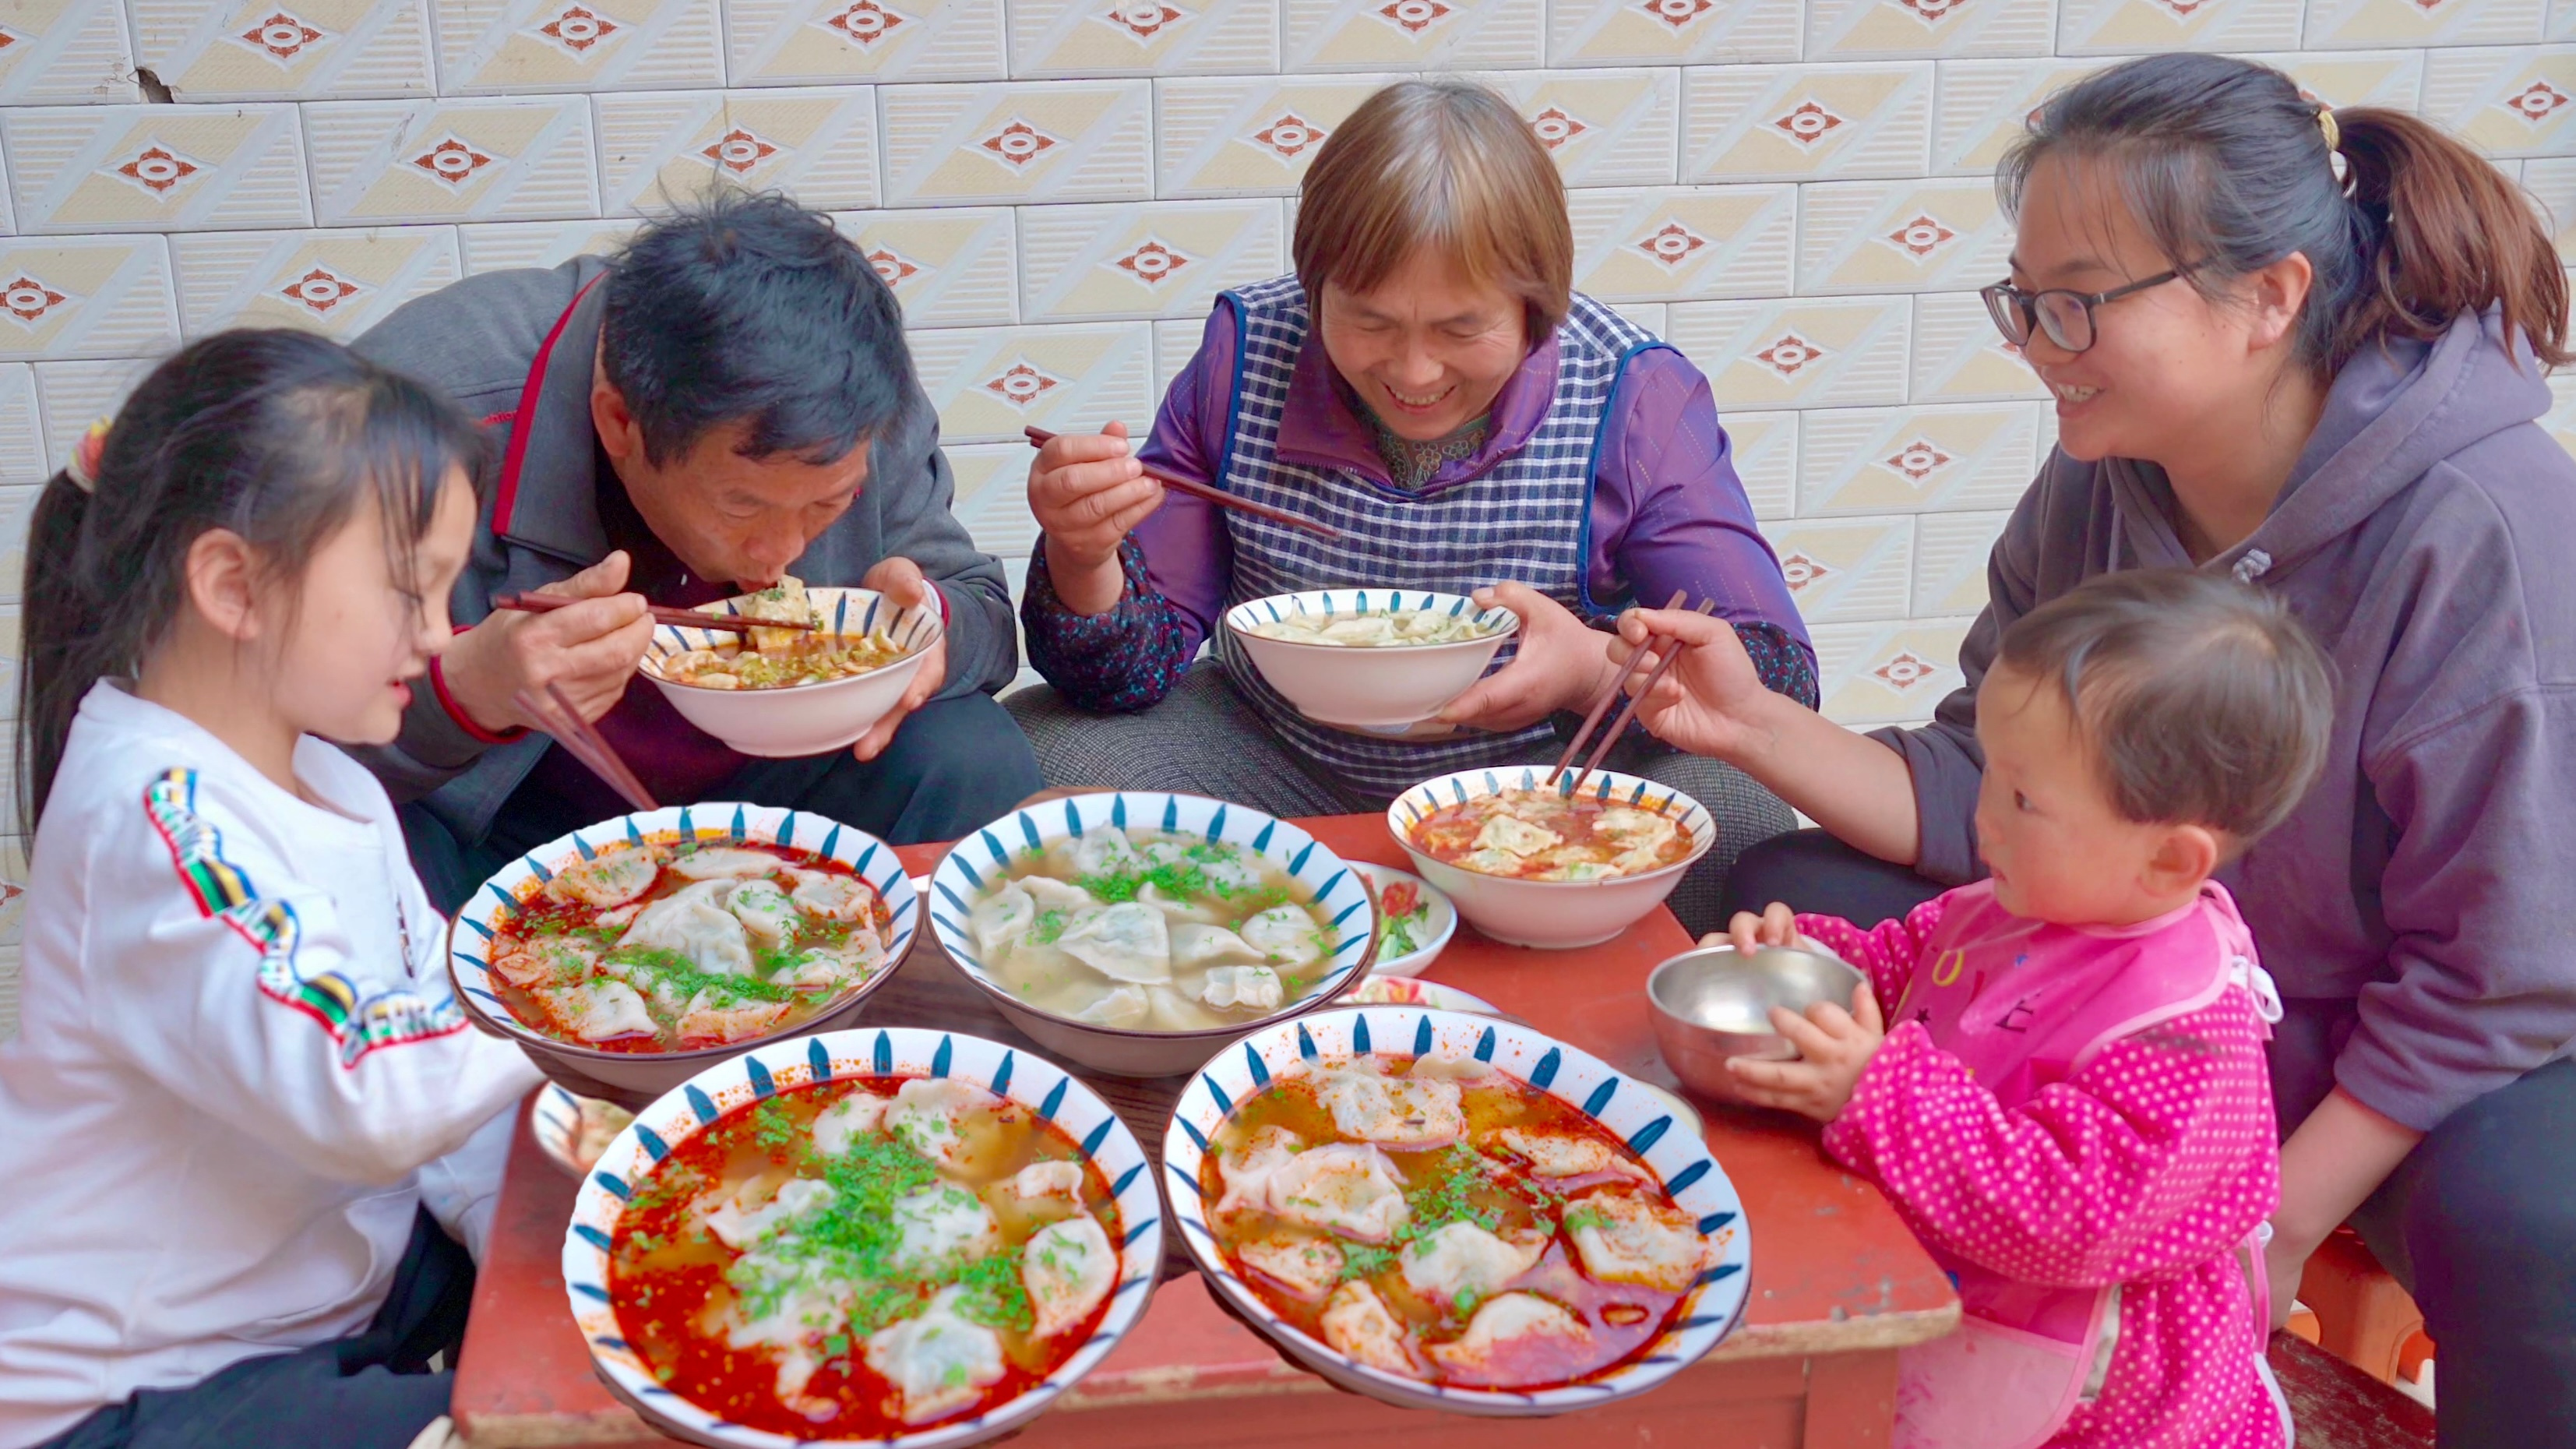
{"left": 447, "top": 803, "right": 919, "bottom": 1059}
{"left": 925, "top": 792, "right": 1376, "bottom": 1038}
{"left": 643, "top": 586, "right": 944, "bottom": 689}
{"left": 1221, "top": 588, "right": 1518, "bottom": 647}
{"left": 562, "top": 1026, "right": 1165, "bottom": 1449}
{"left": 1388, "top": 767, "right": 1718, "bottom": 879}
{"left": 1163, "top": 1007, "right": 1750, "bottom": 1413}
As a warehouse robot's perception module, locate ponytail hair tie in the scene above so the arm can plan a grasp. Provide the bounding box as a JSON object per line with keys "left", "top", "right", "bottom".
{"left": 2317, "top": 105, "right": 2340, "bottom": 155}
{"left": 65, "top": 418, "right": 109, "bottom": 495}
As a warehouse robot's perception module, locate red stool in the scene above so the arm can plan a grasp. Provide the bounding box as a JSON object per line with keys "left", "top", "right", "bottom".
{"left": 2289, "top": 1226, "right": 2436, "bottom": 1389}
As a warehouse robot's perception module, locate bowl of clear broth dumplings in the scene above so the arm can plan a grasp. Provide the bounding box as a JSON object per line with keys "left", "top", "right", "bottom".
{"left": 562, "top": 1024, "right": 1164, "bottom": 1448}
{"left": 1224, "top": 588, "right": 1518, "bottom": 733}
{"left": 1165, "top": 1007, "right": 1750, "bottom": 1416}
{"left": 1388, "top": 767, "right": 1715, "bottom": 950}
{"left": 449, "top": 804, "right": 918, "bottom": 1107}
{"left": 925, "top": 793, "right": 1379, "bottom": 1077}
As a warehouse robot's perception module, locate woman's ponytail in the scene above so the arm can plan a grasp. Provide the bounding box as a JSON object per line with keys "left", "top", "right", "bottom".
{"left": 17, "top": 469, "right": 107, "bottom": 834}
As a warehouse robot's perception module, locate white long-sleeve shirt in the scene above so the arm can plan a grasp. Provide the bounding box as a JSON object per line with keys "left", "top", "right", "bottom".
{"left": 0, "top": 683, "right": 543, "bottom": 1447}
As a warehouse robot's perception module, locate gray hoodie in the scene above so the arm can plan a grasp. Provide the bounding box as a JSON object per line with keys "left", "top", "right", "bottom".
{"left": 1882, "top": 310, "right": 2576, "bottom": 1135}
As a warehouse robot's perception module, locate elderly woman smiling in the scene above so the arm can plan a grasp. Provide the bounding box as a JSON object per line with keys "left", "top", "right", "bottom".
{"left": 1007, "top": 79, "right": 1815, "bottom": 929}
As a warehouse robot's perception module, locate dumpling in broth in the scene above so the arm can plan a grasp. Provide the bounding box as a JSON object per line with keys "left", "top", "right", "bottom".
{"left": 1056, "top": 902, "right": 1172, "bottom": 984}
{"left": 864, "top": 1286, "right": 1007, "bottom": 1425}
{"left": 618, "top": 879, "right": 752, "bottom": 977}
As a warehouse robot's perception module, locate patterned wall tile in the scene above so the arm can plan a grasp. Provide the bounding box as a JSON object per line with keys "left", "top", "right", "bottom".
{"left": 170, "top": 224, "right": 460, "bottom": 337}
{"left": 0, "top": 482, "right": 35, "bottom": 596}
{"left": 596, "top": 87, "right": 879, "bottom": 217}
{"left": 2302, "top": 0, "right": 2543, "bottom": 51}
{"left": 833, "top": 206, "right": 1017, "bottom": 326}
{"left": 2420, "top": 47, "right": 2576, "bottom": 160}
{"left": 429, "top": 0, "right": 723, "bottom": 95}
{"left": 3, "top": 104, "right": 311, "bottom": 233}
{"left": 1018, "top": 198, "right": 1284, "bottom": 322}
{"left": 910, "top": 319, "right": 1153, "bottom": 442}
{"left": 724, "top": 0, "right": 1008, "bottom": 86}
{"left": 1806, "top": 0, "right": 2055, "bottom": 61}
{"left": 131, "top": 0, "right": 435, "bottom": 101}
{"left": 1725, "top": 407, "right": 1795, "bottom": 521}
{"left": 31, "top": 355, "right": 156, "bottom": 469}
{"left": 1912, "top": 506, "right": 2007, "bottom": 615}
{"left": 1683, "top": 62, "right": 1933, "bottom": 182}
{"left": 2247, "top": 48, "right": 2427, "bottom": 111}
{"left": 1929, "top": 58, "right": 2107, "bottom": 176}
{"left": 1486, "top": 69, "right": 1679, "bottom": 189}
{"left": 1567, "top": 185, "right": 1795, "bottom": 303}
{"left": 1767, "top": 515, "right": 1915, "bottom": 622}
{"left": 1281, "top": 0, "right": 1544, "bottom": 73}
{"left": 1152, "top": 314, "right": 1208, "bottom": 393}
{"left": 0, "top": 0, "right": 139, "bottom": 105}
{"left": 2524, "top": 157, "right": 2576, "bottom": 264}
{"left": 2555, "top": 0, "right": 2576, "bottom": 40}
{"left": 1010, "top": 0, "right": 1278, "bottom": 79}
{"left": 1154, "top": 74, "right": 1394, "bottom": 198}
{"left": 2056, "top": 0, "right": 2304, "bottom": 56}
{"left": 0, "top": 235, "right": 180, "bottom": 359}
{"left": 879, "top": 80, "right": 1152, "bottom": 206}
{"left": 0, "top": 366, "right": 44, "bottom": 482}
{"left": 1796, "top": 177, "right": 2009, "bottom": 296}
{"left": 1799, "top": 400, "right": 2042, "bottom": 514}
{"left": 1545, "top": 0, "right": 1800, "bottom": 69}
{"left": 305, "top": 96, "right": 599, "bottom": 223}
{"left": 0, "top": 604, "right": 20, "bottom": 724}
{"left": 1665, "top": 297, "right": 1912, "bottom": 410}
{"left": 1811, "top": 615, "right": 1972, "bottom": 724}
{"left": 946, "top": 439, "right": 1038, "bottom": 562}
{"left": 1912, "top": 290, "right": 2044, "bottom": 402}
{"left": 457, "top": 215, "right": 640, "bottom": 270}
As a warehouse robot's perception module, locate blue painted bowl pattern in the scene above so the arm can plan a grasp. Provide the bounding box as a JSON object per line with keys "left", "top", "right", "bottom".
{"left": 561, "top": 1026, "right": 1165, "bottom": 1449}
{"left": 643, "top": 587, "right": 944, "bottom": 685}
{"left": 1164, "top": 1007, "right": 1751, "bottom": 1417}
{"left": 1221, "top": 587, "right": 1519, "bottom": 642}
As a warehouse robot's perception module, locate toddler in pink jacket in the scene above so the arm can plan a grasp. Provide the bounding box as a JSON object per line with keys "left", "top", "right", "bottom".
{"left": 1720, "top": 571, "right": 2335, "bottom": 1449}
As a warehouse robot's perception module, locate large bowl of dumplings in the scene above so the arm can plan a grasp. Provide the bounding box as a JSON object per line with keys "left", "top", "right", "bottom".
{"left": 924, "top": 792, "right": 1378, "bottom": 1078}
{"left": 639, "top": 578, "right": 944, "bottom": 758}
{"left": 562, "top": 1024, "right": 1164, "bottom": 1448}
{"left": 1390, "top": 767, "right": 1716, "bottom": 950}
{"left": 1165, "top": 1007, "right": 1750, "bottom": 1416}
{"left": 1225, "top": 588, "right": 1518, "bottom": 732}
{"left": 449, "top": 804, "right": 918, "bottom": 1107}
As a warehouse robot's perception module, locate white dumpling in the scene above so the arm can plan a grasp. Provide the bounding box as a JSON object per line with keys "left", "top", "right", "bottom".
{"left": 1145, "top": 985, "right": 1205, "bottom": 1031}
{"left": 1425, "top": 1293, "right": 1589, "bottom": 1375}
{"left": 970, "top": 882, "right": 1035, "bottom": 955}
{"left": 1317, "top": 615, "right": 1398, "bottom": 646}
{"left": 618, "top": 879, "right": 752, "bottom": 977}
{"left": 1138, "top": 883, "right": 1224, "bottom": 924}
{"left": 540, "top": 978, "right": 655, "bottom": 1042}
{"left": 811, "top": 1091, "right": 891, "bottom": 1156}
{"left": 1408, "top": 1053, "right": 1493, "bottom": 1082}
{"left": 890, "top": 1183, "right": 1002, "bottom": 1272}
{"left": 784, "top": 935, "right": 882, "bottom": 992}
{"left": 675, "top": 990, "right": 788, "bottom": 1042}
{"left": 666, "top": 847, "right": 785, "bottom": 881}
{"left": 1022, "top": 876, "right": 1099, "bottom": 912}
{"left": 1201, "top": 965, "right": 1283, "bottom": 1011}
{"left": 788, "top": 869, "right": 873, "bottom": 922}
{"left": 1070, "top": 827, "right": 1144, "bottom": 879}
{"left": 1474, "top": 816, "right": 1561, "bottom": 858}
{"left": 724, "top": 877, "right": 798, "bottom": 947}
{"left": 720, "top": 1253, "right": 854, "bottom": 1419}
{"left": 1400, "top": 1222, "right": 1546, "bottom": 1303}
{"left": 1496, "top": 1127, "right": 1650, "bottom": 1184}
{"left": 864, "top": 1287, "right": 1007, "bottom": 1426}
{"left": 1595, "top": 806, "right": 1677, "bottom": 852}
{"left": 884, "top": 1077, "right": 1000, "bottom": 1173}
{"left": 1073, "top": 985, "right": 1151, "bottom": 1028}
{"left": 1237, "top": 1236, "right": 1344, "bottom": 1301}
{"left": 1263, "top": 1144, "right": 1411, "bottom": 1242}
{"left": 1003, "top": 1159, "right": 1085, "bottom": 1207}
{"left": 1171, "top": 923, "right": 1267, "bottom": 969}
{"left": 1241, "top": 905, "right": 1325, "bottom": 970}
{"left": 489, "top": 933, "right": 597, "bottom": 989}
{"left": 1057, "top": 902, "right": 1172, "bottom": 984}
{"left": 701, "top": 1176, "right": 835, "bottom": 1250}
{"left": 1566, "top": 1190, "right": 1712, "bottom": 1293}
{"left": 1022, "top": 1213, "right": 1116, "bottom": 1338}
{"left": 1316, "top": 1065, "right": 1464, "bottom": 1149}
{"left": 1215, "top": 1126, "right": 1304, "bottom": 1215}
{"left": 551, "top": 846, "right": 662, "bottom": 908}
{"left": 1320, "top": 1281, "right": 1420, "bottom": 1377}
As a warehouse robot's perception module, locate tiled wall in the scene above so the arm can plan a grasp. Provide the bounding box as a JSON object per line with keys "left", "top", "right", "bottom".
{"left": 2, "top": 0, "right": 2574, "bottom": 1035}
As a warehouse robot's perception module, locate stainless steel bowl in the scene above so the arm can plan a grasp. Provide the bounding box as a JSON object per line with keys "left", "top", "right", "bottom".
{"left": 1647, "top": 943, "right": 1866, "bottom": 1106}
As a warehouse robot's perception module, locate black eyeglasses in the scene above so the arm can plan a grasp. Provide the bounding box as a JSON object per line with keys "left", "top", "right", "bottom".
{"left": 1979, "top": 270, "right": 2184, "bottom": 354}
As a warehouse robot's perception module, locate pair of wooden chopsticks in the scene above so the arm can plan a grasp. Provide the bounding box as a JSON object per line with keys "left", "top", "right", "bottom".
{"left": 1549, "top": 590, "right": 1718, "bottom": 795}
{"left": 492, "top": 591, "right": 821, "bottom": 635}
{"left": 516, "top": 682, "right": 660, "bottom": 814}
{"left": 1023, "top": 426, "right": 1341, "bottom": 540}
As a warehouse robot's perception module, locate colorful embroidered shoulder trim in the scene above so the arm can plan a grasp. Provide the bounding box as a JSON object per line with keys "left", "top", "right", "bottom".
{"left": 143, "top": 768, "right": 465, "bottom": 1067}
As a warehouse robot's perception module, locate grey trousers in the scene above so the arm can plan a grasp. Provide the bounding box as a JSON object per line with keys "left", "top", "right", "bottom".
{"left": 1004, "top": 662, "right": 1793, "bottom": 937}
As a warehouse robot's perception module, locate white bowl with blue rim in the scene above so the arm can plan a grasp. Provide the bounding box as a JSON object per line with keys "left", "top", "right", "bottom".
{"left": 561, "top": 1025, "right": 1164, "bottom": 1449}
{"left": 1163, "top": 1007, "right": 1750, "bottom": 1416}
{"left": 638, "top": 586, "right": 943, "bottom": 758}
{"left": 925, "top": 792, "right": 1377, "bottom": 1079}
{"left": 447, "top": 803, "right": 919, "bottom": 1108}
{"left": 1224, "top": 588, "right": 1517, "bottom": 731}
{"left": 1388, "top": 767, "right": 1715, "bottom": 950}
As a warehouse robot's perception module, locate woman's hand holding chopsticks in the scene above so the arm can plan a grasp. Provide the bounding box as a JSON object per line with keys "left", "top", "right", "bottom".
{"left": 439, "top": 550, "right": 656, "bottom": 735}
{"left": 1605, "top": 603, "right": 1776, "bottom": 763}
{"left": 1027, "top": 421, "right": 1164, "bottom": 616}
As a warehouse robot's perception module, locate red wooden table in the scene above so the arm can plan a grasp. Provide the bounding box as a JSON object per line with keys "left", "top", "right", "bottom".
{"left": 451, "top": 815, "right": 1958, "bottom": 1448}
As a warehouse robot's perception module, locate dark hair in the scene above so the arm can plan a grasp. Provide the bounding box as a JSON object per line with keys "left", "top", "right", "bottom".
{"left": 16, "top": 330, "right": 489, "bottom": 830}
{"left": 601, "top": 191, "right": 914, "bottom": 468}
{"left": 2001, "top": 52, "right": 2571, "bottom": 374}
{"left": 1995, "top": 569, "right": 2334, "bottom": 846}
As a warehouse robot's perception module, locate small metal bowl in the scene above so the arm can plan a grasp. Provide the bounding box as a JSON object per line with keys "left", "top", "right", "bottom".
{"left": 1647, "top": 943, "right": 1866, "bottom": 1106}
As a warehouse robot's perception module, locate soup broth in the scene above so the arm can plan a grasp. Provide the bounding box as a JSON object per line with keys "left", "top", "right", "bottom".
{"left": 610, "top": 1075, "right": 1123, "bottom": 1437}
{"left": 1201, "top": 1052, "right": 1707, "bottom": 1391}
{"left": 489, "top": 838, "right": 891, "bottom": 1052}
{"left": 1409, "top": 789, "right": 1693, "bottom": 882}
{"left": 1240, "top": 607, "right": 1498, "bottom": 647}
{"left": 646, "top": 575, "right": 916, "bottom": 690}
{"left": 965, "top": 827, "right": 1338, "bottom": 1031}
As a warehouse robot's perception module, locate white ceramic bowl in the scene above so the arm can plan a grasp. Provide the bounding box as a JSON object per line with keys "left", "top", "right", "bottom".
{"left": 1164, "top": 1007, "right": 1751, "bottom": 1416}
{"left": 562, "top": 1026, "right": 1165, "bottom": 1449}
{"left": 1349, "top": 862, "right": 1456, "bottom": 978}
{"left": 1387, "top": 767, "right": 1715, "bottom": 950}
{"left": 925, "top": 793, "right": 1377, "bottom": 1078}
{"left": 1224, "top": 588, "right": 1517, "bottom": 730}
{"left": 639, "top": 587, "right": 942, "bottom": 758}
{"left": 448, "top": 803, "right": 919, "bottom": 1107}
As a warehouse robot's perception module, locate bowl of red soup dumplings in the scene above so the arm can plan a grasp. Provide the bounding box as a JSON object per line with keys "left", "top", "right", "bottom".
{"left": 448, "top": 804, "right": 918, "bottom": 1107}
{"left": 563, "top": 1025, "right": 1164, "bottom": 1447}
{"left": 1165, "top": 1007, "right": 1750, "bottom": 1416}
{"left": 1389, "top": 768, "right": 1714, "bottom": 950}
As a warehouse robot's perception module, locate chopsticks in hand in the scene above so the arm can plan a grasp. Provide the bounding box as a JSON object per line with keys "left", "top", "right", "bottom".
{"left": 1549, "top": 591, "right": 1718, "bottom": 795}
{"left": 514, "top": 682, "right": 660, "bottom": 814}
{"left": 492, "top": 590, "right": 819, "bottom": 634}
{"left": 1024, "top": 426, "right": 1341, "bottom": 540}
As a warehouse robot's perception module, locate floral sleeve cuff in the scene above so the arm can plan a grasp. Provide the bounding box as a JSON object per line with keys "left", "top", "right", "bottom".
{"left": 1738, "top": 620, "right": 1820, "bottom": 710}
{"left": 1020, "top": 537, "right": 1195, "bottom": 713}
